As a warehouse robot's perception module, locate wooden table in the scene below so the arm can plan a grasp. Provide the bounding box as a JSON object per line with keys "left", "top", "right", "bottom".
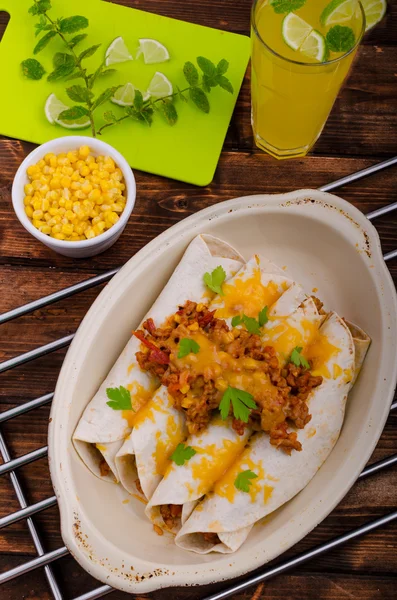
{"left": 0, "top": 1, "right": 396, "bottom": 599}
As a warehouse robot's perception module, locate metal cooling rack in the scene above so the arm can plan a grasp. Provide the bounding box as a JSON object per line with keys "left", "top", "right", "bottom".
{"left": 1, "top": 157, "right": 397, "bottom": 600}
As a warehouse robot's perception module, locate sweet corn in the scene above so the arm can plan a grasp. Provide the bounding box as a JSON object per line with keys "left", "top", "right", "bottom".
{"left": 23, "top": 146, "right": 127, "bottom": 241}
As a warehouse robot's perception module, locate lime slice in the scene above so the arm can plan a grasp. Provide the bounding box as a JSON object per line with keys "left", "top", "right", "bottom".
{"left": 360, "top": 0, "right": 387, "bottom": 31}
{"left": 136, "top": 38, "right": 170, "bottom": 64}
{"left": 282, "top": 13, "right": 312, "bottom": 51}
{"left": 147, "top": 72, "right": 173, "bottom": 99}
{"left": 111, "top": 82, "right": 150, "bottom": 106}
{"left": 300, "top": 30, "right": 328, "bottom": 62}
{"left": 45, "top": 93, "right": 90, "bottom": 129}
{"left": 320, "top": 0, "right": 358, "bottom": 26}
{"left": 105, "top": 36, "right": 133, "bottom": 66}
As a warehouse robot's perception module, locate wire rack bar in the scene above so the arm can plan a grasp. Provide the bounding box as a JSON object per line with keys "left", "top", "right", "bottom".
{"left": 203, "top": 510, "right": 397, "bottom": 600}
{"left": 384, "top": 249, "right": 397, "bottom": 262}
{"left": 0, "top": 445, "right": 48, "bottom": 476}
{"left": 0, "top": 546, "right": 69, "bottom": 584}
{"left": 366, "top": 201, "right": 397, "bottom": 221}
{"left": 359, "top": 454, "right": 397, "bottom": 480}
{"left": 0, "top": 269, "right": 119, "bottom": 326}
{"left": 319, "top": 156, "right": 397, "bottom": 193}
{"left": 0, "top": 431, "right": 63, "bottom": 599}
{"left": 0, "top": 335, "right": 74, "bottom": 375}
{"left": 0, "top": 392, "right": 53, "bottom": 424}
{"left": 0, "top": 495, "right": 57, "bottom": 529}
{"left": 73, "top": 586, "right": 113, "bottom": 600}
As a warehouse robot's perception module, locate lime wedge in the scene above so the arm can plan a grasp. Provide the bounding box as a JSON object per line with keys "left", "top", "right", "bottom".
{"left": 282, "top": 13, "right": 313, "bottom": 51}
{"left": 320, "top": 0, "right": 358, "bottom": 26}
{"left": 360, "top": 0, "right": 387, "bottom": 31}
{"left": 147, "top": 72, "right": 173, "bottom": 99}
{"left": 105, "top": 36, "right": 133, "bottom": 66}
{"left": 136, "top": 38, "right": 170, "bottom": 64}
{"left": 300, "top": 30, "right": 328, "bottom": 62}
{"left": 111, "top": 82, "right": 150, "bottom": 106}
{"left": 45, "top": 93, "right": 90, "bottom": 129}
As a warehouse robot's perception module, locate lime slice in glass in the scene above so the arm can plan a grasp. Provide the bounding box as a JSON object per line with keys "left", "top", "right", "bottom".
{"left": 45, "top": 93, "right": 90, "bottom": 129}
{"left": 360, "top": 0, "right": 387, "bottom": 31}
{"left": 147, "top": 72, "right": 173, "bottom": 98}
{"left": 282, "top": 13, "right": 313, "bottom": 51}
{"left": 105, "top": 36, "right": 133, "bottom": 66}
{"left": 320, "top": 0, "right": 358, "bottom": 26}
{"left": 111, "top": 82, "right": 150, "bottom": 106}
{"left": 300, "top": 30, "right": 328, "bottom": 61}
{"left": 136, "top": 38, "right": 170, "bottom": 64}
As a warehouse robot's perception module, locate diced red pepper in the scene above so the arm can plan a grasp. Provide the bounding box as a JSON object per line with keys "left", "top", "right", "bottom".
{"left": 144, "top": 318, "right": 157, "bottom": 335}
{"left": 133, "top": 330, "right": 170, "bottom": 365}
{"left": 198, "top": 310, "right": 215, "bottom": 328}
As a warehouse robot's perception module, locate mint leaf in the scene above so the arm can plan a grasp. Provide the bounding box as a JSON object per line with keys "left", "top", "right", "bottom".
{"left": 183, "top": 61, "right": 199, "bottom": 86}
{"left": 78, "top": 44, "right": 101, "bottom": 62}
{"left": 106, "top": 385, "right": 133, "bottom": 410}
{"left": 289, "top": 346, "right": 310, "bottom": 369}
{"left": 58, "top": 105, "right": 89, "bottom": 121}
{"left": 21, "top": 58, "right": 46, "bottom": 80}
{"left": 234, "top": 469, "right": 258, "bottom": 493}
{"left": 176, "top": 85, "right": 188, "bottom": 102}
{"left": 219, "top": 387, "right": 257, "bottom": 423}
{"left": 69, "top": 34, "right": 88, "bottom": 48}
{"left": 64, "top": 71, "right": 85, "bottom": 82}
{"left": 33, "top": 30, "right": 56, "bottom": 54}
{"left": 98, "top": 68, "right": 117, "bottom": 78}
{"left": 48, "top": 53, "right": 75, "bottom": 81}
{"left": 160, "top": 100, "right": 178, "bottom": 126}
{"left": 103, "top": 110, "right": 117, "bottom": 123}
{"left": 217, "top": 59, "right": 229, "bottom": 75}
{"left": 189, "top": 87, "right": 210, "bottom": 113}
{"left": 258, "top": 306, "right": 269, "bottom": 326}
{"left": 170, "top": 443, "right": 197, "bottom": 466}
{"left": 197, "top": 56, "right": 216, "bottom": 77}
{"left": 66, "top": 85, "right": 93, "bottom": 103}
{"left": 218, "top": 75, "right": 234, "bottom": 94}
{"left": 133, "top": 89, "right": 144, "bottom": 111}
{"left": 59, "top": 15, "right": 89, "bottom": 34}
{"left": 203, "top": 265, "right": 226, "bottom": 295}
{"left": 326, "top": 25, "right": 355, "bottom": 53}
{"left": 29, "top": 0, "right": 51, "bottom": 15}
{"left": 92, "top": 86, "right": 121, "bottom": 110}
{"left": 178, "top": 338, "right": 200, "bottom": 359}
{"left": 270, "top": 0, "right": 307, "bottom": 14}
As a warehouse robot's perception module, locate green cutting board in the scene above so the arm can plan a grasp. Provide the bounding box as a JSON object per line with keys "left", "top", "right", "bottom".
{"left": 0, "top": 0, "right": 250, "bottom": 185}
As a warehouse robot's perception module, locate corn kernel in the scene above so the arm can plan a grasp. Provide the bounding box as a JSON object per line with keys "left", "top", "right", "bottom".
{"left": 49, "top": 156, "right": 57, "bottom": 168}
{"left": 84, "top": 227, "right": 96, "bottom": 239}
{"left": 25, "top": 206, "right": 34, "bottom": 218}
{"left": 32, "top": 209, "right": 43, "bottom": 219}
{"left": 52, "top": 224, "right": 62, "bottom": 234}
{"left": 41, "top": 225, "right": 51, "bottom": 235}
{"left": 23, "top": 195, "right": 32, "bottom": 206}
{"left": 62, "top": 223, "right": 74, "bottom": 235}
{"left": 33, "top": 219, "right": 46, "bottom": 229}
{"left": 50, "top": 178, "right": 61, "bottom": 190}
{"left": 93, "top": 221, "right": 106, "bottom": 235}
{"left": 24, "top": 183, "right": 34, "bottom": 195}
{"left": 107, "top": 212, "right": 119, "bottom": 225}
{"left": 60, "top": 176, "right": 71, "bottom": 188}
{"left": 53, "top": 233, "right": 66, "bottom": 240}
{"left": 67, "top": 151, "right": 77, "bottom": 164}
{"left": 79, "top": 145, "right": 90, "bottom": 158}
{"left": 188, "top": 322, "right": 199, "bottom": 331}
{"left": 80, "top": 165, "right": 90, "bottom": 177}
{"left": 58, "top": 198, "right": 66, "bottom": 207}
{"left": 27, "top": 165, "right": 37, "bottom": 177}
{"left": 180, "top": 385, "right": 190, "bottom": 394}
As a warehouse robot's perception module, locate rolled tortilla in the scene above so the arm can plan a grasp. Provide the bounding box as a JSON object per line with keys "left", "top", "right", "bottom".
{"left": 345, "top": 320, "right": 371, "bottom": 385}
{"left": 73, "top": 234, "right": 244, "bottom": 482}
{"left": 176, "top": 312, "right": 358, "bottom": 553}
{"left": 115, "top": 256, "right": 297, "bottom": 498}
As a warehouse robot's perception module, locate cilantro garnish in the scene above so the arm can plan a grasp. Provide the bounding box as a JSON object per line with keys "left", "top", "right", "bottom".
{"left": 326, "top": 25, "right": 355, "bottom": 53}
{"left": 234, "top": 469, "right": 258, "bottom": 493}
{"left": 231, "top": 306, "right": 268, "bottom": 334}
{"left": 203, "top": 265, "right": 226, "bottom": 295}
{"left": 290, "top": 346, "right": 310, "bottom": 369}
{"left": 178, "top": 338, "right": 200, "bottom": 359}
{"left": 170, "top": 443, "right": 197, "bottom": 466}
{"left": 106, "top": 385, "right": 133, "bottom": 410}
{"left": 219, "top": 386, "right": 257, "bottom": 423}
{"left": 270, "top": 0, "right": 307, "bottom": 14}
{"left": 258, "top": 306, "right": 269, "bottom": 326}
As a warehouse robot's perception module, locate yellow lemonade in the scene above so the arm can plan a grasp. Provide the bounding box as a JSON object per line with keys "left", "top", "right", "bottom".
{"left": 251, "top": 0, "right": 365, "bottom": 159}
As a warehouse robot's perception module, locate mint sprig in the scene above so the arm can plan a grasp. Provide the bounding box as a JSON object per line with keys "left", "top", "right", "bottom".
{"left": 326, "top": 25, "right": 355, "bottom": 53}
{"left": 270, "top": 0, "right": 307, "bottom": 14}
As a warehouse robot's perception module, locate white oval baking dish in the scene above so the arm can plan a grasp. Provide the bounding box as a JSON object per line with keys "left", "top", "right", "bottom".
{"left": 48, "top": 189, "right": 397, "bottom": 594}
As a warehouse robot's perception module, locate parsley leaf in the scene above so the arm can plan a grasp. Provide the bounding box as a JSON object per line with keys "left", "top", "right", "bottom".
{"left": 242, "top": 315, "right": 261, "bottom": 335}
{"left": 289, "top": 346, "right": 310, "bottom": 369}
{"left": 106, "top": 386, "right": 133, "bottom": 411}
{"left": 178, "top": 338, "right": 200, "bottom": 359}
{"left": 326, "top": 25, "right": 355, "bottom": 53}
{"left": 219, "top": 386, "right": 257, "bottom": 423}
{"left": 203, "top": 265, "right": 226, "bottom": 295}
{"left": 231, "top": 315, "right": 242, "bottom": 327}
{"left": 258, "top": 306, "right": 269, "bottom": 326}
{"left": 270, "top": 0, "right": 307, "bottom": 14}
{"left": 234, "top": 469, "right": 258, "bottom": 493}
{"left": 170, "top": 443, "right": 197, "bottom": 466}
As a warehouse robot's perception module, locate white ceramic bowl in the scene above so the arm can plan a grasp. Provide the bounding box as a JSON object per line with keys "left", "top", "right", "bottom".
{"left": 12, "top": 136, "right": 136, "bottom": 258}
{"left": 49, "top": 189, "right": 397, "bottom": 593}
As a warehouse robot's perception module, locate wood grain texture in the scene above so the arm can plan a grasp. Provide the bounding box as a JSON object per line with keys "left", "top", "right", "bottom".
{"left": 0, "top": 0, "right": 396, "bottom": 599}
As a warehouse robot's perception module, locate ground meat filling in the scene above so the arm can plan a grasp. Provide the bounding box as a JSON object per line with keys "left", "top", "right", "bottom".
{"left": 160, "top": 504, "right": 182, "bottom": 530}
{"left": 134, "top": 301, "right": 323, "bottom": 454}
{"left": 99, "top": 459, "right": 110, "bottom": 478}
{"left": 203, "top": 532, "right": 220, "bottom": 545}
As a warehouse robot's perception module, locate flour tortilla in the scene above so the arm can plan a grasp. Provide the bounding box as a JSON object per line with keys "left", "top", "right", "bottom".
{"left": 176, "top": 312, "right": 359, "bottom": 553}
{"left": 115, "top": 256, "right": 297, "bottom": 498}
{"left": 73, "top": 235, "right": 244, "bottom": 483}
